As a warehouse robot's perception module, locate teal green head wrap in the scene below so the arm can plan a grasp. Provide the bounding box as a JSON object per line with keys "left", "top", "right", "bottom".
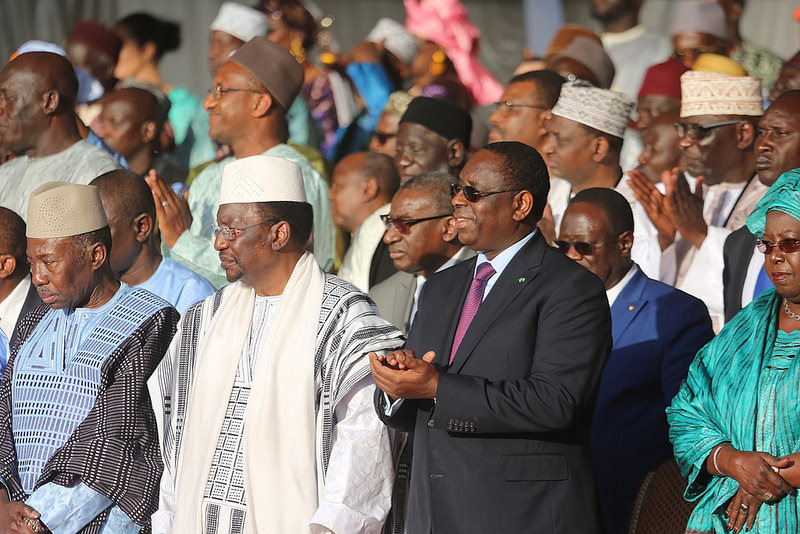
{"left": 746, "top": 168, "right": 800, "bottom": 237}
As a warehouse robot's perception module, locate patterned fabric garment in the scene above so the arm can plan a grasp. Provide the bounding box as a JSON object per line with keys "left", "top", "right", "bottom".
{"left": 151, "top": 275, "right": 404, "bottom": 533}
{"left": 0, "top": 286, "right": 179, "bottom": 534}
{"left": 202, "top": 295, "right": 280, "bottom": 534}
{"left": 668, "top": 289, "right": 800, "bottom": 533}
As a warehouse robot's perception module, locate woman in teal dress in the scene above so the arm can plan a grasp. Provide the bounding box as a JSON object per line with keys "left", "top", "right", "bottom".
{"left": 113, "top": 13, "right": 202, "bottom": 171}
{"left": 668, "top": 168, "right": 800, "bottom": 533}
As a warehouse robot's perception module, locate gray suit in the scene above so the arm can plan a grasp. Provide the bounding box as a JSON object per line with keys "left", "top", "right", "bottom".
{"left": 369, "top": 272, "right": 417, "bottom": 335}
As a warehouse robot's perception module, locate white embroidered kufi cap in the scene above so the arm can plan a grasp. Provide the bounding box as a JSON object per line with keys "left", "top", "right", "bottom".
{"left": 680, "top": 70, "right": 763, "bottom": 117}
{"left": 27, "top": 183, "right": 108, "bottom": 238}
{"left": 551, "top": 81, "right": 635, "bottom": 139}
{"left": 367, "top": 18, "right": 418, "bottom": 64}
{"left": 210, "top": 2, "right": 268, "bottom": 43}
{"left": 219, "top": 155, "right": 307, "bottom": 205}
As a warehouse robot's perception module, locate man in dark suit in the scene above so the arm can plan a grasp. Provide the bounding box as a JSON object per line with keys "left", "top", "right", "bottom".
{"left": 370, "top": 141, "right": 612, "bottom": 533}
{"left": 0, "top": 208, "right": 41, "bottom": 351}
{"left": 723, "top": 90, "right": 800, "bottom": 321}
{"left": 559, "top": 188, "right": 713, "bottom": 534}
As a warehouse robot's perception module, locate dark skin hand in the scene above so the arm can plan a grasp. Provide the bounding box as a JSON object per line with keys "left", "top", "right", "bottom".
{"left": 145, "top": 169, "right": 192, "bottom": 248}
{"left": 627, "top": 169, "right": 676, "bottom": 250}
{"left": 663, "top": 167, "right": 707, "bottom": 248}
{"left": 368, "top": 349, "right": 438, "bottom": 402}
{"left": 0, "top": 489, "right": 39, "bottom": 533}
{"left": 725, "top": 487, "right": 762, "bottom": 533}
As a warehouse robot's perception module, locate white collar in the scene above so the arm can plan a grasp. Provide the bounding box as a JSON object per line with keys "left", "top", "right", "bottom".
{"left": 601, "top": 25, "right": 647, "bottom": 46}
{"left": 606, "top": 263, "right": 638, "bottom": 306}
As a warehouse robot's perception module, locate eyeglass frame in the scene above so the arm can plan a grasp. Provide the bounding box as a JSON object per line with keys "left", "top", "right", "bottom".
{"left": 450, "top": 183, "right": 524, "bottom": 203}
{"left": 211, "top": 218, "right": 281, "bottom": 241}
{"left": 207, "top": 85, "right": 264, "bottom": 100}
{"left": 492, "top": 101, "right": 549, "bottom": 113}
{"left": 380, "top": 213, "right": 451, "bottom": 234}
{"left": 674, "top": 120, "right": 742, "bottom": 142}
{"left": 553, "top": 239, "right": 614, "bottom": 256}
{"left": 756, "top": 238, "right": 800, "bottom": 255}
{"left": 371, "top": 131, "right": 396, "bottom": 145}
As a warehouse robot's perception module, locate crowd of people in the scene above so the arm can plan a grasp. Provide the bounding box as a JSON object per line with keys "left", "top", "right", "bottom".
{"left": 1, "top": 0, "right": 800, "bottom": 532}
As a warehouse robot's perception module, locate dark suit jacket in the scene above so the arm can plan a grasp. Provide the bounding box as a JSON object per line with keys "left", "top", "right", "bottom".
{"left": 377, "top": 232, "right": 612, "bottom": 533}
{"left": 722, "top": 226, "right": 758, "bottom": 323}
{"left": 592, "top": 267, "right": 713, "bottom": 534}
{"left": 8, "top": 281, "right": 41, "bottom": 349}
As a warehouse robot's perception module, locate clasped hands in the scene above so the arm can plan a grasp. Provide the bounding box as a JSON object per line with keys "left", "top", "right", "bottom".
{"left": 627, "top": 167, "right": 707, "bottom": 250}
{"left": 714, "top": 447, "right": 796, "bottom": 533}
{"left": 0, "top": 489, "right": 40, "bottom": 534}
{"left": 368, "top": 349, "right": 439, "bottom": 402}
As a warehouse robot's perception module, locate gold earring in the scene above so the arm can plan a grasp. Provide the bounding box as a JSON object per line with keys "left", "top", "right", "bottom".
{"left": 289, "top": 38, "right": 306, "bottom": 64}
{"left": 429, "top": 50, "right": 446, "bottom": 76}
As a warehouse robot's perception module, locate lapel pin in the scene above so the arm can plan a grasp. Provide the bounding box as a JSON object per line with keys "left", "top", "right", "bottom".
{"left": 518, "top": 277, "right": 526, "bottom": 283}
{"left": 628, "top": 305, "right": 635, "bottom": 311}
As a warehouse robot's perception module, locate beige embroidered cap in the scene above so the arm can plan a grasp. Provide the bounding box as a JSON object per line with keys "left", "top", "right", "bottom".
{"left": 219, "top": 155, "right": 307, "bottom": 205}
{"left": 27, "top": 182, "right": 108, "bottom": 238}
{"left": 551, "top": 80, "right": 635, "bottom": 139}
{"left": 680, "top": 71, "right": 762, "bottom": 118}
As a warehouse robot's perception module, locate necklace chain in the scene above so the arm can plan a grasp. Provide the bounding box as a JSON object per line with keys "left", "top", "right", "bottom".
{"left": 784, "top": 299, "right": 800, "bottom": 321}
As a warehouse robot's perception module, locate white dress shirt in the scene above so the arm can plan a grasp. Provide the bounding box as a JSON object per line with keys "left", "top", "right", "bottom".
{"left": 0, "top": 274, "right": 32, "bottom": 338}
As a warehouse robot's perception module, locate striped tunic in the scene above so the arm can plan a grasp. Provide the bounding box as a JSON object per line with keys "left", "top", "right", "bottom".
{"left": 668, "top": 289, "right": 800, "bottom": 533}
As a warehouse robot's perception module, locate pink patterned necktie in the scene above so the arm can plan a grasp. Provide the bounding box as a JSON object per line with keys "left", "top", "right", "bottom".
{"left": 449, "top": 262, "right": 496, "bottom": 364}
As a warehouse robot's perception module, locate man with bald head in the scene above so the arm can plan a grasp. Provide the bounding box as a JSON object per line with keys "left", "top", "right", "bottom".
{"left": 723, "top": 90, "right": 800, "bottom": 321}
{"left": 0, "top": 208, "right": 40, "bottom": 352}
{"left": 146, "top": 37, "right": 334, "bottom": 288}
{"left": 394, "top": 96, "right": 472, "bottom": 183}
{"left": 331, "top": 151, "right": 399, "bottom": 292}
{"left": 559, "top": 188, "right": 712, "bottom": 534}
{"left": 0, "top": 52, "right": 119, "bottom": 219}
{"left": 92, "top": 170, "right": 213, "bottom": 314}
{"left": 94, "top": 87, "right": 186, "bottom": 183}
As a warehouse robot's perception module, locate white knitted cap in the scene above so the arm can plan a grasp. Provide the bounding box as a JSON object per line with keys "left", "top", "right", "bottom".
{"left": 210, "top": 2, "right": 268, "bottom": 43}
{"left": 219, "top": 155, "right": 307, "bottom": 205}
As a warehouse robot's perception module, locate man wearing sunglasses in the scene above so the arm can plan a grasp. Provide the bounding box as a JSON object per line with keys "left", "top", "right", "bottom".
{"left": 370, "top": 141, "right": 611, "bottom": 533}
{"left": 723, "top": 90, "right": 800, "bottom": 321}
{"left": 664, "top": 70, "right": 765, "bottom": 331}
{"left": 558, "top": 187, "right": 713, "bottom": 534}
{"left": 370, "top": 172, "right": 474, "bottom": 335}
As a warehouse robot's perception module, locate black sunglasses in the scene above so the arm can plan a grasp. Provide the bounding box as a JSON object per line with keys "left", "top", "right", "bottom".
{"left": 380, "top": 213, "right": 450, "bottom": 234}
{"left": 554, "top": 240, "right": 609, "bottom": 256}
{"left": 756, "top": 238, "right": 800, "bottom": 255}
{"left": 674, "top": 120, "right": 741, "bottom": 141}
{"left": 450, "top": 183, "right": 523, "bottom": 203}
{"left": 371, "top": 131, "right": 396, "bottom": 145}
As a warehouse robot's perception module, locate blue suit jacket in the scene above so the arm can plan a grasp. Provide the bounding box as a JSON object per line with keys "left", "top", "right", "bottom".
{"left": 592, "top": 266, "right": 713, "bottom": 534}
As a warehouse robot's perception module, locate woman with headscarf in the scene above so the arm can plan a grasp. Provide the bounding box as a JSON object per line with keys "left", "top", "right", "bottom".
{"left": 668, "top": 168, "right": 800, "bottom": 533}
{"left": 113, "top": 12, "right": 202, "bottom": 171}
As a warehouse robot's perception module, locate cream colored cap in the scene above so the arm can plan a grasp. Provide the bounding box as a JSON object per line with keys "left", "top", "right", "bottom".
{"left": 680, "top": 70, "right": 763, "bottom": 118}
{"left": 210, "top": 2, "right": 268, "bottom": 43}
{"left": 219, "top": 155, "right": 307, "bottom": 205}
{"left": 26, "top": 182, "right": 108, "bottom": 238}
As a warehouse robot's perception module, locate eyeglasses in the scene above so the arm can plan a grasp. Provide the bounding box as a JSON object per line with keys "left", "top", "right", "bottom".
{"left": 211, "top": 218, "right": 280, "bottom": 241}
{"left": 207, "top": 86, "right": 263, "bottom": 100}
{"left": 492, "top": 101, "right": 548, "bottom": 113}
{"left": 553, "top": 240, "right": 610, "bottom": 256}
{"left": 673, "top": 45, "right": 726, "bottom": 58}
{"left": 756, "top": 238, "right": 800, "bottom": 255}
{"left": 450, "top": 183, "right": 524, "bottom": 203}
{"left": 371, "top": 131, "right": 396, "bottom": 145}
{"left": 380, "top": 213, "right": 450, "bottom": 234}
{"left": 674, "top": 120, "right": 741, "bottom": 141}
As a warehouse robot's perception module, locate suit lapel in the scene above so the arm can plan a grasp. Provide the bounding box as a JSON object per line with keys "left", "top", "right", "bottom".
{"left": 449, "top": 234, "right": 546, "bottom": 374}
{"left": 610, "top": 268, "right": 648, "bottom": 345}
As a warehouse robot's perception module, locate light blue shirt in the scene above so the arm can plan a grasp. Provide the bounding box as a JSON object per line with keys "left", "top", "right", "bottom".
{"left": 0, "top": 327, "right": 7, "bottom": 376}
{"left": 473, "top": 230, "right": 537, "bottom": 300}
{"left": 138, "top": 258, "right": 214, "bottom": 315}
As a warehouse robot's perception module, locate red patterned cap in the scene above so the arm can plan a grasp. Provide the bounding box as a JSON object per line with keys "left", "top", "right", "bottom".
{"left": 638, "top": 57, "right": 690, "bottom": 99}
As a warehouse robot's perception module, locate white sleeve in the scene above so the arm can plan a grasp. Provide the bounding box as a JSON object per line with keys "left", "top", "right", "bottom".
{"left": 150, "top": 468, "right": 176, "bottom": 534}
{"left": 676, "top": 226, "right": 732, "bottom": 332}
{"left": 310, "top": 376, "right": 394, "bottom": 534}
